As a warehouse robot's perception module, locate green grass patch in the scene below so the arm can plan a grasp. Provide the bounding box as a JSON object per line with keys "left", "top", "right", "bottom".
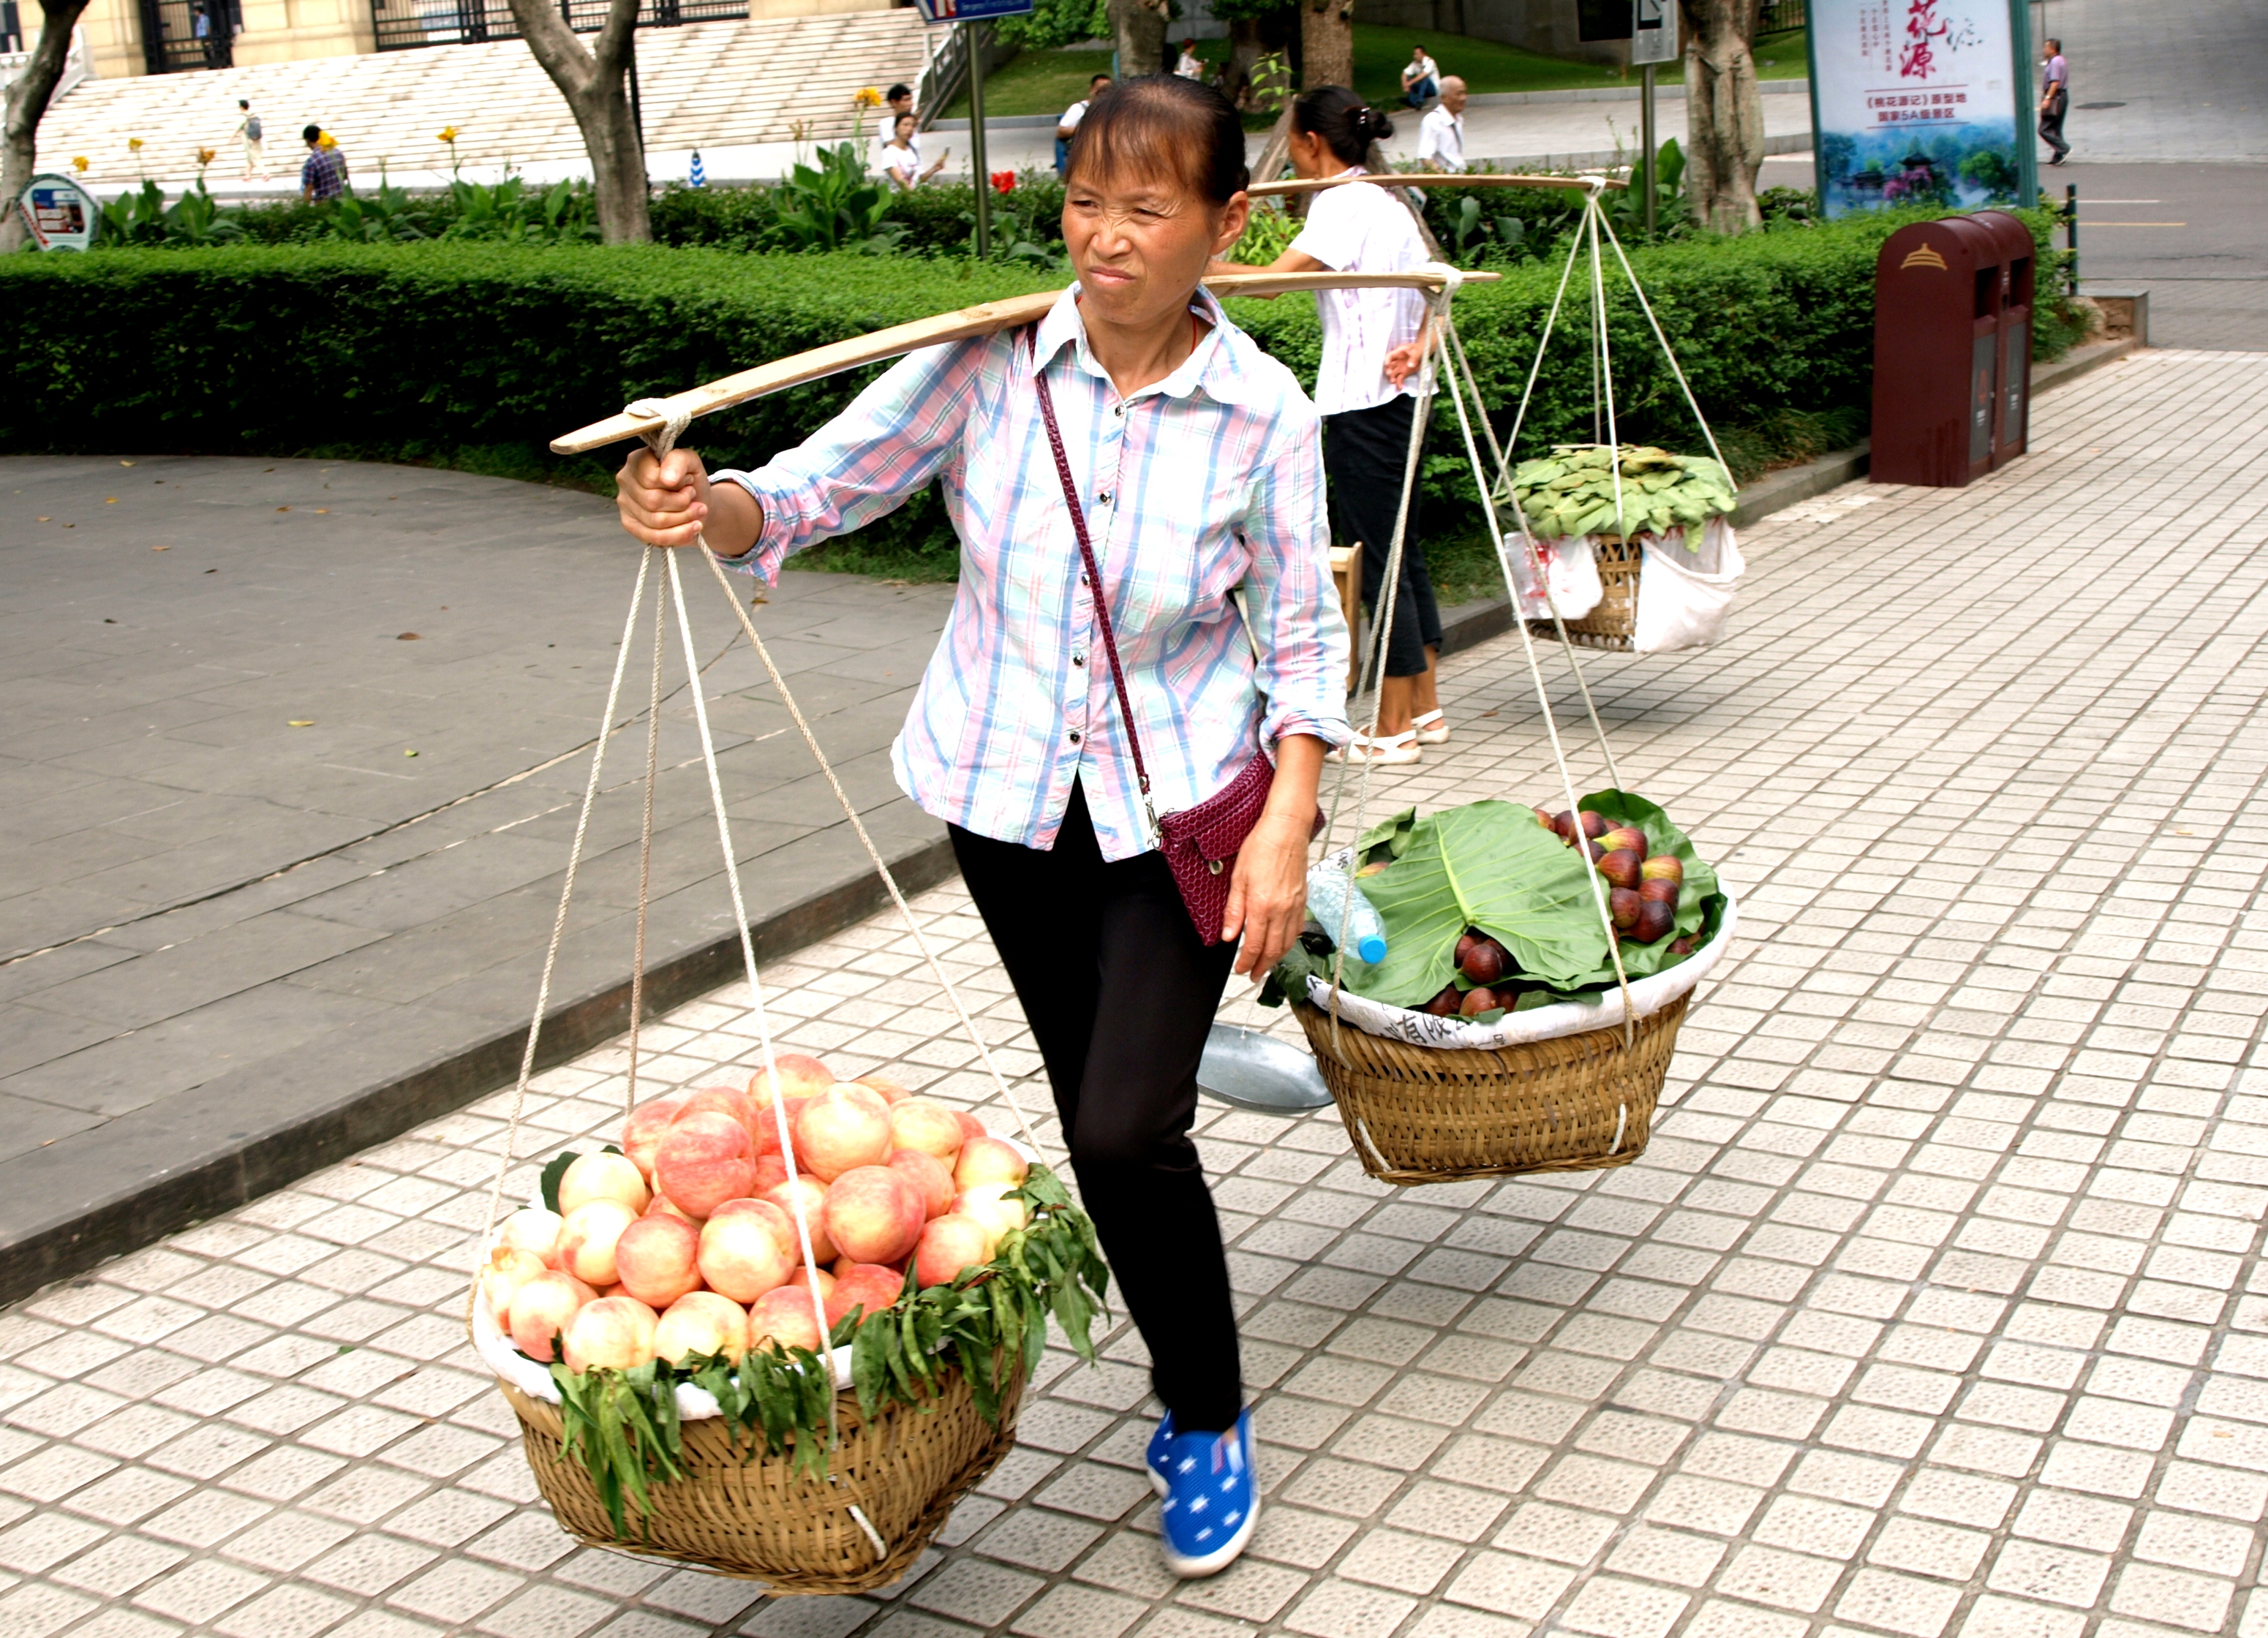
{"left": 942, "top": 46, "right": 1113, "bottom": 121}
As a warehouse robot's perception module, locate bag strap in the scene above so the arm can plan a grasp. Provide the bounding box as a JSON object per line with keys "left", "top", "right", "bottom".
{"left": 1028, "top": 328, "right": 1159, "bottom": 822}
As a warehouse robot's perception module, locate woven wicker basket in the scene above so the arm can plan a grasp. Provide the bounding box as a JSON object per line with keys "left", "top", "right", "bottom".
{"left": 1532, "top": 534, "right": 1640, "bottom": 652}
{"left": 1294, "top": 993, "right": 1687, "bottom": 1185}
{"left": 502, "top": 1365, "right": 1022, "bottom": 1594}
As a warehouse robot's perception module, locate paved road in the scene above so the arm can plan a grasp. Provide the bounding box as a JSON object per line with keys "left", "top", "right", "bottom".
{"left": 2057, "top": 162, "right": 2268, "bottom": 352}
{"left": 2029, "top": 0, "right": 2267, "bottom": 164}
{"left": 1, "top": 347, "right": 2263, "bottom": 1638}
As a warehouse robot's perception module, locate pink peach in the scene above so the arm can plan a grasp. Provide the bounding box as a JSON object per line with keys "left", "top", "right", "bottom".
{"left": 788, "top": 1266, "right": 837, "bottom": 1299}
{"left": 914, "top": 1214, "right": 996, "bottom": 1289}
{"left": 697, "top": 1197, "right": 798, "bottom": 1303}
{"left": 954, "top": 1110, "right": 988, "bottom": 1144}
{"left": 856, "top": 1074, "right": 912, "bottom": 1106}
{"left": 824, "top": 1263, "right": 905, "bottom": 1329}
{"left": 954, "top": 1136, "right": 1028, "bottom": 1191}
{"left": 747, "top": 1286, "right": 827, "bottom": 1354}
{"left": 509, "top": 1270, "right": 598, "bottom": 1363}
{"left": 748, "top": 1053, "right": 835, "bottom": 1110}
{"left": 612, "top": 1212, "right": 702, "bottom": 1309}
{"left": 823, "top": 1166, "right": 925, "bottom": 1266}
{"left": 750, "top": 1152, "right": 791, "bottom": 1196}
{"left": 764, "top": 1177, "right": 837, "bottom": 1263}
{"left": 562, "top": 1295, "right": 659, "bottom": 1373}
{"left": 889, "top": 1148, "right": 956, "bottom": 1220}
{"left": 557, "top": 1199, "right": 638, "bottom": 1288}
{"left": 654, "top": 1112, "right": 756, "bottom": 1220}
{"left": 888, "top": 1098, "right": 966, "bottom": 1163}
{"left": 679, "top": 1084, "right": 761, "bottom": 1147}
{"left": 557, "top": 1150, "right": 650, "bottom": 1218}
{"left": 619, "top": 1091, "right": 693, "bottom": 1179}
{"left": 501, "top": 1206, "right": 564, "bottom": 1267}
{"left": 954, "top": 1183, "right": 1030, "bottom": 1249}
{"left": 644, "top": 1195, "right": 695, "bottom": 1223}
{"left": 794, "top": 1088, "right": 893, "bottom": 1182}
{"left": 481, "top": 1246, "right": 547, "bottom": 1324}
{"left": 652, "top": 1290, "right": 749, "bottom": 1365}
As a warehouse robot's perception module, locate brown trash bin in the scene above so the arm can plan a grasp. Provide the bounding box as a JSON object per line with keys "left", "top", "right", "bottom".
{"left": 1871, "top": 211, "right": 2037, "bottom": 487}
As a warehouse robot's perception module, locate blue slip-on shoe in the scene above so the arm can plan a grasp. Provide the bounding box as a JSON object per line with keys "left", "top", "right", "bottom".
{"left": 1158, "top": 1410, "right": 1259, "bottom": 1578}
{"left": 1146, "top": 1410, "right": 1175, "bottom": 1497}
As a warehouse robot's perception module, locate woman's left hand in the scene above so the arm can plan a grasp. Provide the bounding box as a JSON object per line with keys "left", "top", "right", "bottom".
{"left": 1383, "top": 340, "right": 1427, "bottom": 388}
{"left": 1224, "top": 809, "right": 1314, "bottom": 981}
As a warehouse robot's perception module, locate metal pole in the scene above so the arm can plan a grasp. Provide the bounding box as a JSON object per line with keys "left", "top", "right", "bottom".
{"left": 969, "top": 23, "right": 990, "bottom": 259}
{"left": 1640, "top": 63, "right": 1656, "bottom": 236}
{"left": 2065, "top": 181, "right": 2078, "bottom": 297}
{"left": 628, "top": 32, "right": 646, "bottom": 183}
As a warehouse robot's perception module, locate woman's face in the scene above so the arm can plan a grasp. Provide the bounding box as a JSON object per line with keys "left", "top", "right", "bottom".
{"left": 1063, "top": 161, "right": 1248, "bottom": 333}
{"left": 894, "top": 115, "right": 914, "bottom": 142}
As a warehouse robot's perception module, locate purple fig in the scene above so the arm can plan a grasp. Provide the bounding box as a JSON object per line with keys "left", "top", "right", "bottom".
{"left": 1597, "top": 849, "right": 1642, "bottom": 890}
{"left": 1460, "top": 937, "right": 1510, "bottom": 986}
{"left": 1640, "top": 854, "right": 1683, "bottom": 886}
{"left": 1608, "top": 887, "right": 1642, "bottom": 930}
{"left": 1638, "top": 876, "right": 1679, "bottom": 906}
{"left": 1578, "top": 811, "right": 1609, "bottom": 841}
{"left": 1534, "top": 807, "right": 1556, "bottom": 831}
{"left": 1585, "top": 839, "right": 1607, "bottom": 864}
{"left": 1423, "top": 986, "right": 1461, "bottom": 1016}
{"left": 1600, "top": 826, "right": 1646, "bottom": 856}
{"left": 1668, "top": 936, "right": 1697, "bottom": 956}
{"left": 1631, "top": 901, "right": 1675, "bottom": 944}
{"left": 1458, "top": 986, "right": 1500, "bottom": 1018}
{"left": 1552, "top": 810, "right": 1577, "bottom": 843}
{"left": 1454, "top": 929, "right": 1480, "bottom": 970}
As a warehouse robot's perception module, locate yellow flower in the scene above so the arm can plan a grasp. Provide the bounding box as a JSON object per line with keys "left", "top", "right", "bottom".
{"left": 128, "top": 137, "right": 143, "bottom": 151}
{"left": 437, "top": 125, "right": 459, "bottom": 143}
{"left": 197, "top": 146, "right": 216, "bottom": 166}
{"left": 854, "top": 86, "right": 882, "bottom": 108}
{"left": 318, "top": 131, "right": 338, "bottom": 149}
{"left": 71, "top": 156, "right": 88, "bottom": 172}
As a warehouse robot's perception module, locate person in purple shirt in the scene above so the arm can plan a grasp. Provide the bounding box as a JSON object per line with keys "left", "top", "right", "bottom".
{"left": 2039, "top": 38, "right": 2070, "bottom": 166}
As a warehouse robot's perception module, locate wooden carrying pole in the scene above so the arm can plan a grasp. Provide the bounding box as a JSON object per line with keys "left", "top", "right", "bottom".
{"left": 1250, "top": 173, "right": 1627, "bottom": 198}
{"left": 550, "top": 268, "right": 1497, "bottom": 455}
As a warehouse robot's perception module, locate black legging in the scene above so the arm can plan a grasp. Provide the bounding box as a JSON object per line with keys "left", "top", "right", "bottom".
{"left": 948, "top": 782, "right": 1244, "bottom": 1433}
{"left": 1325, "top": 393, "right": 1443, "bottom": 680}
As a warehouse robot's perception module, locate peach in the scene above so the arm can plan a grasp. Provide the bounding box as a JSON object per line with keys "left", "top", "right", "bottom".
{"left": 856, "top": 1073, "right": 911, "bottom": 1106}
{"left": 954, "top": 1183, "right": 1031, "bottom": 1249}
{"left": 652, "top": 1291, "right": 749, "bottom": 1365}
{"left": 824, "top": 1263, "right": 905, "bottom": 1329}
{"left": 747, "top": 1286, "right": 827, "bottom": 1354}
{"left": 794, "top": 1088, "right": 894, "bottom": 1182}
{"left": 954, "top": 1110, "right": 989, "bottom": 1144}
{"left": 481, "top": 1246, "right": 547, "bottom": 1324}
{"left": 562, "top": 1295, "right": 659, "bottom": 1373}
{"left": 612, "top": 1212, "right": 702, "bottom": 1309}
{"left": 889, "top": 1148, "right": 956, "bottom": 1220}
{"left": 654, "top": 1112, "right": 756, "bottom": 1220}
{"left": 557, "top": 1150, "right": 650, "bottom": 1219}
{"left": 889, "top": 1098, "right": 966, "bottom": 1163}
{"left": 914, "top": 1214, "right": 996, "bottom": 1289}
{"left": 557, "top": 1199, "right": 638, "bottom": 1287}
{"left": 787, "top": 1266, "right": 836, "bottom": 1299}
{"left": 509, "top": 1270, "right": 597, "bottom": 1363}
{"left": 501, "top": 1206, "right": 564, "bottom": 1267}
{"left": 954, "top": 1135, "right": 1029, "bottom": 1190}
{"left": 644, "top": 1195, "right": 695, "bottom": 1223}
{"left": 750, "top": 1153, "right": 791, "bottom": 1197}
{"left": 747, "top": 1052, "right": 835, "bottom": 1110}
{"left": 832, "top": 1082, "right": 890, "bottom": 1119}
{"left": 619, "top": 1091, "right": 693, "bottom": 1179}
{"left": 823, "top": 1166, "right": 925, "bottom": 1265}
{"left": 697, "top": 1197, "right": 798, "bottom": 1302}
{"left": 764, "top": 1177, "right": 837, "bottom": 1264}
{"left": 679, "top": 1084, "right": 760, "bottom": 1146}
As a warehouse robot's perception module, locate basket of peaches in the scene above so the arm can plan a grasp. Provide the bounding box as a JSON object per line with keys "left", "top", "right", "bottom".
{"left": 470, "top": 1052, "right": 1107, "bottom": 1593}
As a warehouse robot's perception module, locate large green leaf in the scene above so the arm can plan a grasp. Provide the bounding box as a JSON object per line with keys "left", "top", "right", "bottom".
{"left": 1548, "top": 788, "right": 1722, "bottom": 986}
{"left": 1353, "top": 801, "right": 1613, "bottom": 1004}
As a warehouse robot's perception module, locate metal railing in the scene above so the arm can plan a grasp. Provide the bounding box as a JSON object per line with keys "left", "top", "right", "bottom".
{"left": 138, "top": 0, "right": 237, "bottom": 74}
{"left": 369, "top": 0, "right": 745, "bottom": 53}
{"left": 913, "top": 18, "right": 976, "bottom": 131}
{"left": 0, "top": 21, "right": 94, "bottom": 93}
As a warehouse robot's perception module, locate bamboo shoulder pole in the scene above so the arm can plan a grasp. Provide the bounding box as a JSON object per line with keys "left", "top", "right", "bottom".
{"left": 549, "top": 268, "right": 1499, "bottom": 456}
{"left": 1251, "top": 173, "right": 1627, "bottom": 197}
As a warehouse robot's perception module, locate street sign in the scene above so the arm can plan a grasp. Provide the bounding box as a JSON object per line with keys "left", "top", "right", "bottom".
{"left": 911, "top": 0, "right": 1032, "bottom": 22}
{"left": 17, "top": 173, "right": 97, "bottom": 252}
{"left": 1630, "top": 0, "right": 1679, "bottom": 65}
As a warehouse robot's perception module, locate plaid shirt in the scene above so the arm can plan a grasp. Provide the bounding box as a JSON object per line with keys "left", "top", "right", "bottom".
{"left": 301, "top": 146, "right": 347, "bottom": 200}
{"left": 715, "top": 284, "right": 1351, "bottom": 861}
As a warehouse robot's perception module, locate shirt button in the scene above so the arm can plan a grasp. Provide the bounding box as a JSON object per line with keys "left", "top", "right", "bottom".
{"left": 1096, "top": 491, "right": 1111, "bottom": 505}
{"left": 1072, "top": 651, "right": 1086, "bottom": 667}
{"left": 1113, "top": 405, "right": 1124, "bottom": 418}
{"left": 1069, "top": 731, "right": 1082, "bottom": 744}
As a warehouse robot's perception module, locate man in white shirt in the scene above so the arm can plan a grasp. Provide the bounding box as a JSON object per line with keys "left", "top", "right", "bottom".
{"left": 1055, "top": 72, "right": 1112, "bottom": 176}
{"left": 1401, "top": 46, "right": 1439, "bottom": 108}
{"left": 1416, "top": 75, "right": 1466, "bottom": 171}
{"left": 874, "top": 83, "right": 917, "bottom": 170}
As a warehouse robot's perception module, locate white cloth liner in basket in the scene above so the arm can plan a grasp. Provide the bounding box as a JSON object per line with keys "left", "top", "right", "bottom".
{"left": 1305, "top": 893, "right": 1736, "bottom": 1050}
{"left": 475, "top": 1136, "right": 1039, "bottom": 1416}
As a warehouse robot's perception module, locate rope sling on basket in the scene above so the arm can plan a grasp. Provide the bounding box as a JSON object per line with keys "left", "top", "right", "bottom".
{"left": 1295, "top": 181, "right": 1740, "bottom": 1186}
{"left": 475, "top": 270, "right": 1490, "bottom": 1593}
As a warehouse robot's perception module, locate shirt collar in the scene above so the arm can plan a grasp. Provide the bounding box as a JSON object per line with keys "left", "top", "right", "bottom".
{"left": 1025, "top": 282, "right": 1256, "bottom": 406}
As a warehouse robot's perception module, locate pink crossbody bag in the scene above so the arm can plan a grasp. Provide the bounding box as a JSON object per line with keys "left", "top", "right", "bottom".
{"left": 1029, "top": 328, "right": 1318, "bottom": 946}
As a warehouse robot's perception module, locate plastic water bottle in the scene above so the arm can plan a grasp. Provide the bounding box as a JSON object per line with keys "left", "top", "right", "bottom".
{"left": 1306, "top": 864, "right": 1387, "bottom": 965}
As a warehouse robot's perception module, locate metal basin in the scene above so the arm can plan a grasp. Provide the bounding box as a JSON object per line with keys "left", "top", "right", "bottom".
{"left": 1197, "top": 1023, "right": 1333, "bottom": 1112}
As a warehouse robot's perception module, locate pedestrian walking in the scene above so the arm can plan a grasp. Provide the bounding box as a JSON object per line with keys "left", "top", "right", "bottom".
{"left": 1054, "top": 72, "right": 1111, "bottom": 177}
{"left": 2038, "top": 37, "right": 2070, "bottom": 165}
{"left": 1229, "top": 85, "right": 1447, "bottom": 763}
{"left": 1400, "top": 45, "right": 1439, "bottom": 108}
{"left": 235, "top": 98, "right": 268, "bottom": 181}
{"left": 873, "top": 83, "right": 916, "bottom": 169}
{"left": 613, "top": 73, "right": 1348, "bottom": 1581}
{"left": 881, "top": 111, "right": 949, "bottom": 189}
{"left": 1174, "top": 39, "right": 1204, "bottom": 79}
{"left": 300, "top": 125, "right": 348, "bottom": 201}
{"left": 1416, "top": 74, "right": 1466, "bottom": 171}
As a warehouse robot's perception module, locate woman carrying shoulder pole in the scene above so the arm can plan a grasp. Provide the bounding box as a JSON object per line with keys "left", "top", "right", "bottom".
{"left": 613, "top": 75, "right": 1350, "bottom": 1580}
{"left": 1229, "top": 86, "right": 1448, "bottom": 765}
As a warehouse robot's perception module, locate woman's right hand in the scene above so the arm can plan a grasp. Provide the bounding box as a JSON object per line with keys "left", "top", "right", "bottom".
{"left": 616, "top": 447, "right": 712, "bottom": 548}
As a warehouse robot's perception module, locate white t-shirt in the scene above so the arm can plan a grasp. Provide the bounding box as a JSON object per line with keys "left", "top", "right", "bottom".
{"left": 1417, "top": 106, "right": 1464, "bottom": 170}
{"left": 875, "top": 112, "right": 919, "bottom": 167}
{"left": 1402, "top": 54, "right": 1439, "bottom": 88}
{"left": 884, "top": 143, "right": 922, "bottom": 186}
{"left": 1059, "top": 98, "right": 1090, "bottom": 134}
{"left": 1289, "top": 170, "right": 1429, "bottom": 415}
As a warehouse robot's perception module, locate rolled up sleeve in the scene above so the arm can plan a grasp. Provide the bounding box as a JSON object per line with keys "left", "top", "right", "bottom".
{"left": 1238, "top": 410, "right": 1352, "bottom": 751}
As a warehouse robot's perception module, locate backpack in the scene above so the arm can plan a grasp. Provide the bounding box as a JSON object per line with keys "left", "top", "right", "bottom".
{"left": 246, "top": 115, "right": 262, "bottom": 142}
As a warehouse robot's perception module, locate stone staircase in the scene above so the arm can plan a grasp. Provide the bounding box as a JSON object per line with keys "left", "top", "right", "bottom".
{"left": 34, "top": 7, "right": 930, "bottom": 189}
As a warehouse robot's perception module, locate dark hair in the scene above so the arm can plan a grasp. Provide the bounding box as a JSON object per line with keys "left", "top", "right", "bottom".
{"left": 238, "top": 98, "right": 249, "bottom": 108}
{"left": 1295, "top": 86, "right": 1393, "bottom": 166}
{"left": 2044, "top": 37, "right": 2060, "bottom": 50}
{"left": 1067, "top": 75, "right": 1247, "bottom": 205}
{"left": 1090, "top": 72, "right": 1112, "bottom": 87}
{"left": 302, "top": 124, "right": 322, "bottom": 143}
{"left": 886, "top": 83, "right": 911, "bottom": 101}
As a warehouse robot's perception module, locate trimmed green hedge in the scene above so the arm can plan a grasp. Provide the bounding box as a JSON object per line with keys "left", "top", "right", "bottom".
{"left": 0, "top": 208, "right": 2079, "bottom": 581}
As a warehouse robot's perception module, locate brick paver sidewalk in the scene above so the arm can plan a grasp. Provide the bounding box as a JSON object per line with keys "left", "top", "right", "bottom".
{"left": 3, "top": 347, "right": 2266, "bottom": 1638}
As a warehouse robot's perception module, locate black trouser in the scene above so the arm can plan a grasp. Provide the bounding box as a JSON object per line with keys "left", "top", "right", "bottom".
{"left": 949, "top": 782, "right": 1244, "bottom": 1433}
{"left": 2039, "top": 96, "right": 2068, "bottom": 159}
{"left": 1325, "top": 393, "right": 1444, "bottom": 680}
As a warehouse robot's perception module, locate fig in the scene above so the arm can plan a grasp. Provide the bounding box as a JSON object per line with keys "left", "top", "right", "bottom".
{"left": 1640, "top": 855, "right": 1683, "bottom": 886}
{"left": 1585, "top": 839, "right": 1607, "bottom": 864}
{"left": 1600, "top": 826, "right": 1646, "bottom": 856}
{"left": 1458, "top": 986, "right": 1500, "bottom": 1018}
{"left": 1551, "top": 810, "right": 1577, "bottom": 842}
{"left": 1533, "top": 807, "right": 1555, "bottom": 831}
{"left": 1668, "top": 936, "right": 1697, "bottom": 956}
{"left": 1459, "top": 936, "right": 1509, "bottom": 986}
{"left": 1423, "top": 986, "right": 1461, "bottom": 1016}
{"left": 1578, "top": 811, "right": 1608, "bottom": 840}
{"left": 1454, "top": 929, "right": 1480, "bottom": 970}
{"left": 1608, "top": 887, "right": 1642, "bottom": 930}
{"left": 1638, "top": 876, "right": 1679, "bottom": 907}
{"left": 1597, "top": 850, "right": 1642, "bottom": 890}
{"left": 1631, "top": 901, "right": 1675, "bottom": 943}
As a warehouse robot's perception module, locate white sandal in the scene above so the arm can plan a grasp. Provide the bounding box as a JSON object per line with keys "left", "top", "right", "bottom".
{"left": 1412, "top": 709, "right": 1450, "bottom": 746}
{"left": 1327, "top": 728, "right": 1422, "bottom": 766}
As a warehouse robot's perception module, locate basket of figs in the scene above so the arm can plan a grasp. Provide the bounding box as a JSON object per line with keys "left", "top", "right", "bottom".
{"left": 1265, "top": 791, "right": 1736, "bottom": 1186}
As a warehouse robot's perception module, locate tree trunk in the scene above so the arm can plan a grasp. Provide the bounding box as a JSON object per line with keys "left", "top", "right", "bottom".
{"left": 503, "top": 0, "right": 649, "bottom": 244}
{"left": 1219, "top": 16, "right": 1262, "bottom": 109}
{"left": 1679, "top": 0, "right": 1765, "bottom": 233}
{"left": 1300, "top": 0, "right": 1353, "bottom": 90}
{"left": 1107, "top": 0, "right": 1167, "bottom": 78}
{"left": 0, "top": 0, "right": 94, "bottom": 254}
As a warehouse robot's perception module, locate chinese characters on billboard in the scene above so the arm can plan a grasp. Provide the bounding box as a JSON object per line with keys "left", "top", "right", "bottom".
{"left": 1809, "top": 0, "right": 2032, "bottom": 218}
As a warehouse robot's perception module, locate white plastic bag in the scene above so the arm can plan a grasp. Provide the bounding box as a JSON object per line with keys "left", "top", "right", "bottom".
{"left": 1634, "top": 518, "right": 1743, "bottom": 652}
{"left": 1507, "top": 532, "right": 1604, "bottom": 622}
